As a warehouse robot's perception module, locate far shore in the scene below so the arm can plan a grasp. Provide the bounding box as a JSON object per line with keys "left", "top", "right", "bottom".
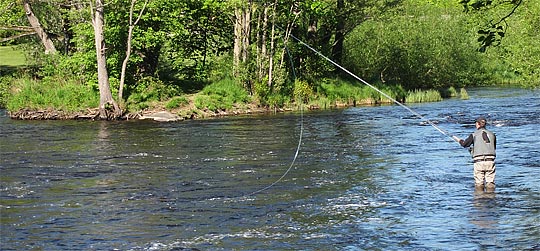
{"left": 4, "top": 98, "right": 385, "bottom": 122}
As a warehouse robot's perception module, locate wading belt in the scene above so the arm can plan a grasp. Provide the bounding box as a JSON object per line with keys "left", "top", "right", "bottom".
{"left": 473, "top": 155, "right": 495, "bottom": 163}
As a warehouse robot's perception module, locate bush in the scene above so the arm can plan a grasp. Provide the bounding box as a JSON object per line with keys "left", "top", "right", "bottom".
{"left": 439, "top": 86, "right": 458, "bottom": 98}
{"left": 265, "top": 93, "right": 288, "bottom": 108}
{"left": 0, "top": 75, "right": 13, "bottom": 108}
{"left": 343, "top": 2, "right": 484, "bottom": 89}
{"left": 194, "top": 94, "right": 219, "bottom": 111}
{"left": 293, "top": 80, "right": 313, "bottom": 103}
{"left": 460, "top": 88, "right": 470, "bottom": 100}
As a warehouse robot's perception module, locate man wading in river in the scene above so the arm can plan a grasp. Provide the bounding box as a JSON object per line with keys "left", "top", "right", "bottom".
{"left": 453, "top": 117, "right": 497, "bottom": 191}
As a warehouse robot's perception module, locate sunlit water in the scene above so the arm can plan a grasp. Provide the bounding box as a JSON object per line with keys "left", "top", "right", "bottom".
{"left": 1, "top": 88, "right": 539, "bottom": 250}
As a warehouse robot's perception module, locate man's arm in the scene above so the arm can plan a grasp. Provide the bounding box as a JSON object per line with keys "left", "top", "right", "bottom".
{"left": 459, "top": 134, "right": 474, "bottom": 148}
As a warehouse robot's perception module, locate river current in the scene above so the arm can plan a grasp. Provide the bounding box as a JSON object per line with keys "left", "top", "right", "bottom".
{"left": 1, "top": 88, "right": 539, "bottom": 250}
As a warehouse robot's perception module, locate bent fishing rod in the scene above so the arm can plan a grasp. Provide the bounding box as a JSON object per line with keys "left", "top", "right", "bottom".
{"left": 285, "top": 32, "right": 460, "bottom": 143}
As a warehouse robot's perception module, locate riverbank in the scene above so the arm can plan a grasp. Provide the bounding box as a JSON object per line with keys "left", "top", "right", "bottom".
{"left": 7, "top": 104, "right": 277, "bottom": 121}
{"left": 5, "top": 99, "right": 366, "bottom": 122}
{"left": 5, "top": 86, "right": 467, "bottom": 121}
{"left": 4, "top": 70, "right": 471, "bottom": 122}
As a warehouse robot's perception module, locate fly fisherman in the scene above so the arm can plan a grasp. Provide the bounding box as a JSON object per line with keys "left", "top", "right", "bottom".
{"left": 453, "top": 117, "right": 497, "bottom": 191}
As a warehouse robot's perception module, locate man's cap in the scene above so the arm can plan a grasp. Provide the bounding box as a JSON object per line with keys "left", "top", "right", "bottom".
{"left": 476, "top": 116, "right": 487, "bottom": 125}
{"left": 476, "top": 116, "right": 486, "bottom": 123}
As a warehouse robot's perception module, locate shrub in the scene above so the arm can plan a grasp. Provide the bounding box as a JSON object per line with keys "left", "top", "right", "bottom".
{"left": 194, "top": 94, "right": 218, "bottom": 111}
{"left": 460, "top": 88, "right": 470, "bottom": 100}
{"left": 266, "top": 93, "right": 288, "bottom": 108}
{"left": 0, "top": 75, "right": 13, "bottom": 108}
{"left": 343, "top": 2, "right": 485, "bottom": 89}
{"left": 293, "top": 80, "right": 313, "bottom": 103}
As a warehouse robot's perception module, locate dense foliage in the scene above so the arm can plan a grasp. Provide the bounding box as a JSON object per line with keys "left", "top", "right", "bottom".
{"left": 0, "top": 0, "right": 538, "bottom": 114}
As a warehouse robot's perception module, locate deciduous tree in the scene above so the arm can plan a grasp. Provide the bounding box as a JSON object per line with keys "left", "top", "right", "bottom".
{"left": 91, "top": 0, "right": 121, "bottom": 119}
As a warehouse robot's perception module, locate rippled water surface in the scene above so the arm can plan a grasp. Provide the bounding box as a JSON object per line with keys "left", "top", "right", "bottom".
{"left": 1, "top": 88, "right": 539, "bottom": 250}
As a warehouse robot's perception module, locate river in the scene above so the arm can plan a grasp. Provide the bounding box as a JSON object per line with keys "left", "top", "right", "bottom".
{"left": 1, "top": 88, "right": 539, "bottom": 250}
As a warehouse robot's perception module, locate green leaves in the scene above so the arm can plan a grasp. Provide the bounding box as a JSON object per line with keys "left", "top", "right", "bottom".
{"left": 343, "top": 1, "right": 483, "bottom": 89}
{"left": 477, "top": 25, "right": 505, "bottom": 52}
{"left": 459, "top": 0, "right": 522, "bottom": 51}
{"left": 459, "top": 0, "right": 493, "bottom": 12}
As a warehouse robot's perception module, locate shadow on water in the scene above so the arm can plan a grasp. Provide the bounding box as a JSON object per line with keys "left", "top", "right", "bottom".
{"left": 1, "top": 88, "right": 539, "bottom": 250}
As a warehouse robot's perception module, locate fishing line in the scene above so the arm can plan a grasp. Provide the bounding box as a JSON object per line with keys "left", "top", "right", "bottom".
{"left": 286, "top": 32, "right": 458, "bottom": 142}
{"left": 242, "top": 38, "right": 304, "bottom": 197}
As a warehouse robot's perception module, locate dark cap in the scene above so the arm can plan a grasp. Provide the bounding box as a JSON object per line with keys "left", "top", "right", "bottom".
{"left": 476, "top": 116, "right": 487, "bottom": 126}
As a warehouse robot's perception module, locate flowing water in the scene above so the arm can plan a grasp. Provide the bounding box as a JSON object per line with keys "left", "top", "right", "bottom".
{"left": 1, "top": 88, "right": 539, "bottom": 250}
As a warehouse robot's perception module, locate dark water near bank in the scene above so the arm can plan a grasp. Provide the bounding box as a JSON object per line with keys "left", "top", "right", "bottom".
{"left": 1, "top": 88, "right": 539, "bottom": 250}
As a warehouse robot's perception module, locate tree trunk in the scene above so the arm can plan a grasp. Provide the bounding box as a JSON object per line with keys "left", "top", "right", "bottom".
{"left": 119, "top": 0, "right": 148, "bottom": 102}
{"left": 268, "top": 1, "right": 277, "bottom": 87}
{"left": 92, "top": 0, "right": 121, "bottom": 120}
{"left": 233, "top": 1, "right": 252, "bottom": 77}
{"left": 233, "top": 8, "right": 242, "bottom": 76}
{"left": 241, "top": 6, "right": 251, "bottom": 64}
{"left": 279, "top": 2, "right": 299, "bottom": 68}
{"left": 22, "top": 0, "right": 57, "bottom": 54}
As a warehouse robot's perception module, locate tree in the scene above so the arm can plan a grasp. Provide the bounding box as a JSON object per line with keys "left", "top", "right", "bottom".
{"left": 23, "top": 0, "right": 57, "bottom": 54}
{"left": 91, "top": 0, "right": 122, "bottom": 119}
{"left": 0, "top": 0, "right": 58, "bottom": 53}
{"left": 118, "top": 0, "right": 148, "bottom": 102}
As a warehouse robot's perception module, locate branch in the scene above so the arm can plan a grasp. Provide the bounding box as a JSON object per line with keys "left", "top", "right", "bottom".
{"left": 494, "top": 0, "right": 522, "bottom": 26}
{"left": 133, "top": 0, "right": 149, "bottom": 26}
{"left": 89, "top": 0, "right": 95, "bottom": 25}
{"left": 0, "top": 26, "right": 34, "bottom": 32}
{"left": 1, "top": 31, "right": 37, "bottom": 43}
{"left": 119, "top": 0, "right": 149, "bottom": 101}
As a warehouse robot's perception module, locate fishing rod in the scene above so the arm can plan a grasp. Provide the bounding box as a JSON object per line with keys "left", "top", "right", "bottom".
{"left": 285, "top": 32, "right": 460, "bottom": 143}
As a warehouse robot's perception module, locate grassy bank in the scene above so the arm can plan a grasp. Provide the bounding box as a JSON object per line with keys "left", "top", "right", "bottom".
{"left": 6, "top": 77, "right": 99, "bottom": 112}
{"left": 3, "top": 73, "right": 470, "bottom": 119}
{"left": 0, "top": 46, "right": 26, "bottom": 67}
{"left": 1, "top": 46, "right": 27, "bottom": 108}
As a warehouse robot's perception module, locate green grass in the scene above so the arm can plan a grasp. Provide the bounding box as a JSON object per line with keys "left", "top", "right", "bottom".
{"left": 0, "top": 46, "right": 26, "bottom": 66}
{"left": 194, "top": 78, "right": 251, "bottom": 111}
{"left": 315, "top": 78, "right": 407, "bottom": 106}
{"left": 6, "top": 77, "right": 99, "bottom": 112}
{"left": 165, "top": 96, "right": 189, "bottom": 109}
{"left": 406, "top": 89, "right": 443, "bottom": 103}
